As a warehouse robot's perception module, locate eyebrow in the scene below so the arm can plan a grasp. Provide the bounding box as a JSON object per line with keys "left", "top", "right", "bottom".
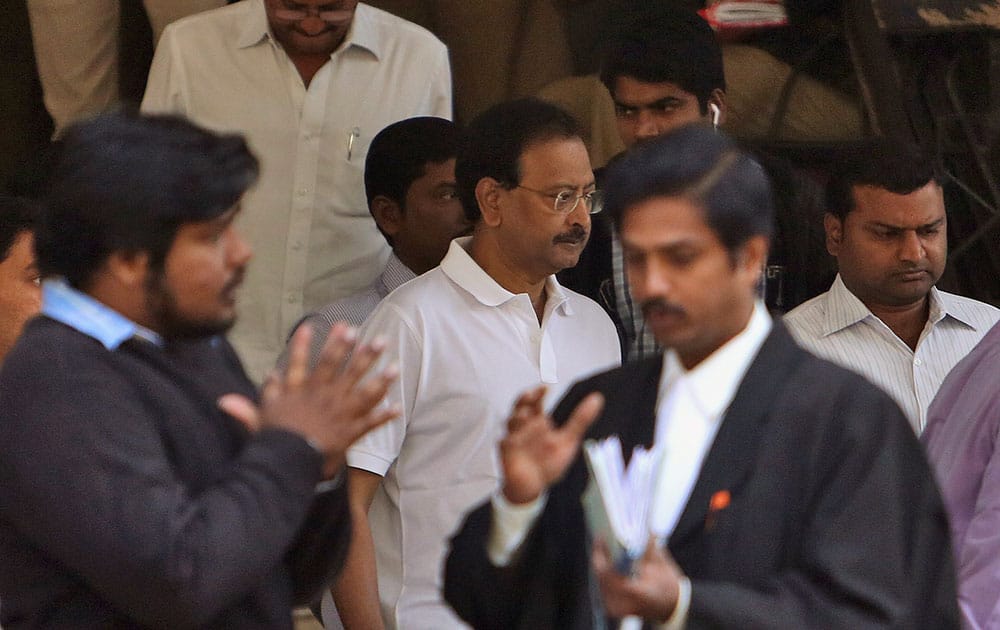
{"left": 869, "top": 218, "right": 944, "bottom": 231}
{"left": 614, "top": 96, "right": 685, "bottom": 110}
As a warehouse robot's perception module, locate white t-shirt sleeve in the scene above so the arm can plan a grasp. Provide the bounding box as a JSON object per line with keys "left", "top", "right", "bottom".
{"left": 346, "top": 301, "right": 421, "bottom": 476}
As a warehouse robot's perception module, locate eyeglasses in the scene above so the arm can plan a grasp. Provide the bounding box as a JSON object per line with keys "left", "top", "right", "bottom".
{"left": 271, "top": 7, "right": 354, "bottom": 22}
{"left": 514, "top": 185, "right": 603, "bottom": 215}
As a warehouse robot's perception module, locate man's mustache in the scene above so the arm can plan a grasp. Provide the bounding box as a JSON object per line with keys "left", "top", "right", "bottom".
{"left": 640, "top": 297, "right": 686, "bottom": 319}
{"left": 552, "top": 225, "right": 588, "bottom": 244}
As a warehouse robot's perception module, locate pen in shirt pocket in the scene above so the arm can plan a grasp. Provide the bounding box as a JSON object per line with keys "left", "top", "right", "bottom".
{"left": 347, "top": 126, "right": 360, "bottom": 161}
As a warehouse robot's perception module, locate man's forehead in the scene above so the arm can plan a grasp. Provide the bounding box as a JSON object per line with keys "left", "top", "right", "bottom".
{"left": 619, "top": 196, "right": 716, "bottom": 246}
{"left": 518, "top": 137, "right": 593, "bottom": 182}
{"left": 849, "top": 181, "right": 945, "bottom": 223}
{"left": 613, "top": 77, "right": 696, "bottom": 104}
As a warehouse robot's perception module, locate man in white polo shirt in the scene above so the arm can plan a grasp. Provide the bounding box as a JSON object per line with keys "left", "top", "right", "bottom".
{"left": 784, "top": 139, "right": 999, "bottom": 432}
{"left": 323, "top": 98, "right": 621, "bottom": 629}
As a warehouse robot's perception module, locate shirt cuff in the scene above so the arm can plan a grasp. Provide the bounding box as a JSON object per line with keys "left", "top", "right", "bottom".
{"left": 654, "top": 575, "right": 691, "bottom": 630}
{"left": 313, "top": 468, "right": 345, "bottom": 494}
{"left": 486, "top": 490, "right": 548, "bottom": 566}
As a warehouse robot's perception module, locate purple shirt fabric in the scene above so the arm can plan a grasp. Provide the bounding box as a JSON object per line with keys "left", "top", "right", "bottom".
{"left": 923, "top": 321, "right": 1000, "bottom": 630}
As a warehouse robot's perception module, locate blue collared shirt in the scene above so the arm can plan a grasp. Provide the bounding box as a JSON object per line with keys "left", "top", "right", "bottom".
{"left": 42, "top": 279, "right": 163, "bottom": 350}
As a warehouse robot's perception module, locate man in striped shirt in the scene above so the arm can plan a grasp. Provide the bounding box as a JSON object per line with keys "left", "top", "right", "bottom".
{"left": 784, "top": 139, "right": 998, "bottom": 432}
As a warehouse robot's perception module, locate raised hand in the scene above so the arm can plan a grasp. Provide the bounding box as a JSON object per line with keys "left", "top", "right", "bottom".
{"left": 591, "top": 536, "right": 684, "bottom": 623}
{"left": 499, "top": 385, "right": 604, "bottom": 505}
{"left": 220, "top": 322, "right": 400, "bottom": 476}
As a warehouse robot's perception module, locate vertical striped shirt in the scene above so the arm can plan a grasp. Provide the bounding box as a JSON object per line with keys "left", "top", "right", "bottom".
{"left": 279, "top": 254, "right": 416, "bottom": 369}
{"left": 783, "top": 274, "right": 1000, "bottom": 433}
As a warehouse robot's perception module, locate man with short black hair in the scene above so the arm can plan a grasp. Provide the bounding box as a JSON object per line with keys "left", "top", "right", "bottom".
{"left": 555, "top": 7, "right": 831, "bottom": 361}
{"left": 0, "top": 111, "right": 399, "bottom": 629}
{"left": 0, "top": 195, "right": 41, "bottom": 365}
{"left": 445, "top": 126, "right": 958, "bottom": 629}
{"left": 326, "top": 98, "right": 620, "bottom": 629}
{"left": 287, "top": 116, "right": 468, "bottom": 366}
{"left": 784, "top": 139, "right": 999, "bottom": 432}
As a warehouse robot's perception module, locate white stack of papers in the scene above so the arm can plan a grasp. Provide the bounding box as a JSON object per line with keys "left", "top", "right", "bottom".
{"left": 713, "top": 1, "right": 787, "bottom": 23}
{"left": 700, "top": 0, "right": 788, "bottom": 30}
{"left": 581, "top": 436, "right": 662, "bottom": 574}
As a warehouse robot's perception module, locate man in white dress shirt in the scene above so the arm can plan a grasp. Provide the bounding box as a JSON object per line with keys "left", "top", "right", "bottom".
{"left": 324, "top": 98, "right": 621, "bottom": 629}
{"left": 784, "top": 140, "right": 999, "bottom": 432}
{"left": 142, "top": 0, "right": 452, "bottom": 381}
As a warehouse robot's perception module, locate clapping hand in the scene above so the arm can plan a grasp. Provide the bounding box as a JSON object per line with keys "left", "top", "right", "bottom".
{"left": 219, "top": 322, "right": 400, "bottom": 477}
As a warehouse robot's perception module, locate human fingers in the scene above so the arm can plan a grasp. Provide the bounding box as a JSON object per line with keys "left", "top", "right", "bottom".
{"left": 592, "top": 539, "right": 632, "bottom": 614}
{"left": 311, "top": 322, "right": 357, "bottom": 383}
{"left": 217, "top": 393, "right": 261, "bottom": 432}
{"left": 260, "top": 370, "right": 283, "bottom": 407}
{"left": 335, "top": 335, "right": 388, "bottom": 393}
{"left": 559, "top": 392, "right": 604, "bottom": 442}
{"left": 506, "top": 385, "right": 548, "bottom": 433}
{"left": 591, "top": 538, "right": 613, "bottom": 578}
{"left": 347, "top": 361, "right": 399, "bottom": 416}
{"left": 284, "top": 323, "right": 314, "bottom": 388}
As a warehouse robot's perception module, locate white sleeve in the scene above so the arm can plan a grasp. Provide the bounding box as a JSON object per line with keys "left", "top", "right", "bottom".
{"left": 486, "top": 491, "right": 547, "bottom": 566}
{"left": 345, "top": 301, "right": 421, "bottom": 476}
{"left": 428, "top": 42, "right": 453, "bottom": 121}
{"left": 141, "top": 24, "right": 189, "bottom": 115}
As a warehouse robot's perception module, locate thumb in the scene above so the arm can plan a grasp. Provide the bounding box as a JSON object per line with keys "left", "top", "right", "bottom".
{"left": 218, "top": 393, "right": 261, "bottom": 432}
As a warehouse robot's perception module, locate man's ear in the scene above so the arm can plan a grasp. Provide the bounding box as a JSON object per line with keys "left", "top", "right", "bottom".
{"left": 475, "top": 177, "right": 504, "bottom": 228}
{"left": 824, "top": 213, "right": 843, "bottom": 257}
{"left": 105, "top": 250, "right": 150, "bottom": 289}
{"left": 708, "top": 89, "right": 727, "bottom": 128}
{"left": 370, "top": 195, "right": 404, "bottom": 239}
{"left": 736, "top": 235, "right": 769, "bottom": 287}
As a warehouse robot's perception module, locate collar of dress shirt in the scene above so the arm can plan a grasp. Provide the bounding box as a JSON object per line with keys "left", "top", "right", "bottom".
{"left": 42, "top": 279, "right": 163, "bottom": 350}
{"left": 657, "top": 301, "right": 773, "bottom": 421}
{"left": 377, "top": 253, "right": 417, "bottom": 297}
{"left": 439, "top": 236, "right": 573, "bottom": 316}
{"left": 239, "top": 0, "right": 381, "bottom": 59}
{"left": 822, "top": 273, "right": 979, "bottom": 337}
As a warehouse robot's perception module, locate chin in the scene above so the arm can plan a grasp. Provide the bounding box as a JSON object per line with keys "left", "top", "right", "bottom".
{"left": 162, "top": 315, "right": 236, "bottom": 341}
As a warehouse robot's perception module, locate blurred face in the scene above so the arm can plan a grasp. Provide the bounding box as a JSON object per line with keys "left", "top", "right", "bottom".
{"left": 613, "top": 76, "right": 711, "bottom": 147}
{"left": 826, "top": 181, "right": 946, "bottom": 311}
{"left": 496, "top": 137, "right": 596, "bottom": 281}
{"left": 622, "top": 196, "right": 765, "bottom": 369}
{"left": 0, "top": 232, "right": 41, "bottom": 361}
{"left": 265, "top": 0, "right": 359, "bottom": 56}
{"left": 144, "top": 206, "right": 253, "bottom": 339}
{"left": 394, "top": 158, "right": 469, "bottom": 274}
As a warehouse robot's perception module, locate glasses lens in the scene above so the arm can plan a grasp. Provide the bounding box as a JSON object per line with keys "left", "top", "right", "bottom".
{"left": 273, "top": 8, "right": 306, "bottom": 20}
{"left": 587, "top": 190, "right": 604, "bottom": 214}
{"left": 553, "top": 191, "right": 576, "bottom": 214}
{"left": 273, "top": 8, "right": 352, "bottom": 21}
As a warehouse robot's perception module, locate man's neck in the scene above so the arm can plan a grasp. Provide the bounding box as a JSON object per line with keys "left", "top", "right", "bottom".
{"left": 288, "top": 53, "right": 330, "bottom": 88}
{"left": 468, "top": 235, "right": 548, "bottom": 323}
{"left": 866, "top": 296, "right": 930, "bottom": 351}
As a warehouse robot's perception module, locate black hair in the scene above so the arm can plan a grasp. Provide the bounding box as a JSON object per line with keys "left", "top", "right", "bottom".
{"left": 598, "top": 6, "right": 725, "bottom": 114}
{"left": 456, "top": 98, "right": 580, "bottom": 223}
{"left": 825, "top": 139, "right": 942, "bottom": 220}
{"left": 604, "top": 125, "right": 774, "bottom": 252}
{"left": 364, "top": 117, "right": 462, "bottom": 244}
{"left": 36, "top": 111, "right": 259, "bottom": 289}
{"left": 0, "top": 196, "right": 38, "bottom": 263}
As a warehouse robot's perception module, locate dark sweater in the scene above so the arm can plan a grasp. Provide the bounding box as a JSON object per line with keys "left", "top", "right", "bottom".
{"left": 0, "top": 316, "right": 350, "bottom": 629}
